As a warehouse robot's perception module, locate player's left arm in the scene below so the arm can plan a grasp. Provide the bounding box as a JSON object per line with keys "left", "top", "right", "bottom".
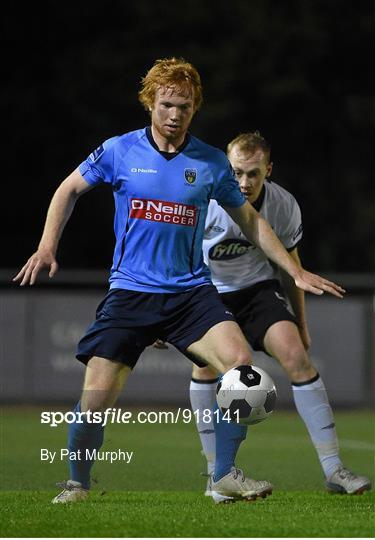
{"left": 224, "top": 201, "right": 345, "bottom": 298}
{"left": 279, "top": 247, "right": 311, "bottom": 349}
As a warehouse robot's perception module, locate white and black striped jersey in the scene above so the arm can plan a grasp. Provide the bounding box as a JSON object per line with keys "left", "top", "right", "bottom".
{"left": 203, "top": 181, "right": 303, "bottom": 293}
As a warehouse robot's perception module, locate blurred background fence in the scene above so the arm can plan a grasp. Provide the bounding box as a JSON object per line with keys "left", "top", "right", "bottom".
{"left": 1, "top": 270, "right": 374, "bottom": 408}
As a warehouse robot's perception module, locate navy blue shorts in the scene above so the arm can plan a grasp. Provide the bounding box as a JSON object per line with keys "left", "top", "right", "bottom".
{"left": 76, "top": 284, "right": 236, "bottom": 368}
{"left": 220, "top": 280, "right": 297, "bottom": 353}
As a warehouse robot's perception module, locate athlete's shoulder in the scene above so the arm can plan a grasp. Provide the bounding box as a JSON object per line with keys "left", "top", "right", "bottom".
{"left": 93, "top": 128, "right": 147, "bottom": 164}
{"left": 265, "top": 180, "right": 299, "bottom": 209}
{"left": 189, "top": 134, "right": 229, "bottom": 165}
{"left": 109, "top": 128, "right": 147, "bottom": 150}
{"left": 264, "top": 181, "right": 302, "bottom": 244}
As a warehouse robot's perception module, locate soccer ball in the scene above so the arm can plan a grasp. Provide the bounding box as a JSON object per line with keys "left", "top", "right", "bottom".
{"left": 216, "top": 365, "right": 277, "bottom": 425}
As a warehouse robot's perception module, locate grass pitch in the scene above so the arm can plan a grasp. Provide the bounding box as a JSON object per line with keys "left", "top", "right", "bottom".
{"left": 1, "top": 407, "right": 374, "bottom": 537}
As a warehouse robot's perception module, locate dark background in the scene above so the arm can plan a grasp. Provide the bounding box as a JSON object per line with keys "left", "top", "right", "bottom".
{"left": 3, "top": 1, "right": 374, "bottom": 273}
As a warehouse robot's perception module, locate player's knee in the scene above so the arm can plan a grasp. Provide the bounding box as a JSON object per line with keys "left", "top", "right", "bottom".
{"left": 280, "top": 345, "right": 313, "bottom": 380}
{"left": 80, "top": 389, "right": 116, "bottom": 412}
{"left": 221, "top": 350, "right": 252, "bottom": 373}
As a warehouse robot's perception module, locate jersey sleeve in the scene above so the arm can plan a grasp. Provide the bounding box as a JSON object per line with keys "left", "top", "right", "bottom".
{"left": 211, "top": 154, "right": 246, "bottom": 208}
{"left": 278, "top": 196, "right": 303, "bottom": 250}
{"left": 78, "top": 136, "right": 119, "bottom": 186}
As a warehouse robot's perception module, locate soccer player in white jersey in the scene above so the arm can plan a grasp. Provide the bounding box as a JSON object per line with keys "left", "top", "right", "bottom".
{"left": 188, "top": 131, "right": 371, "bottom": 501}
{"left": 14, "top": 59, "right": 345, "bottom": 504}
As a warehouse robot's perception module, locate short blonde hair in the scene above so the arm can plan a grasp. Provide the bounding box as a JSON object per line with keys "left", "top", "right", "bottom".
{"left": 138, "top": 57, "right": 203, "bottom": 112}
{"left": 227, "top": 131, "right": 271, "bottom": 164}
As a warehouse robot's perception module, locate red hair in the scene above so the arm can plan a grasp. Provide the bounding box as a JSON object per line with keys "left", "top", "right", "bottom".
{"left": 138, "top": 57, "right": 203, "bottom": 112}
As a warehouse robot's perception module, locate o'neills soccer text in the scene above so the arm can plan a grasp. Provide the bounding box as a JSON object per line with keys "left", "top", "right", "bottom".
{"left": 130, "top": 198, "right": 197, "bottom": 226}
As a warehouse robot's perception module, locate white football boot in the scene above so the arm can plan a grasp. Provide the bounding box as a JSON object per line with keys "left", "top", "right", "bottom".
{"left": 204, "top": 473, "right": 235, "bottom": 503}
{"left": 326, "top": 467, "right": 371, "bottom": 494}
{"left": 210, "top": 467, "right": 273, "bottom": 503}
{"left": 52, "top": 480, "right": 89, "bottom": 504}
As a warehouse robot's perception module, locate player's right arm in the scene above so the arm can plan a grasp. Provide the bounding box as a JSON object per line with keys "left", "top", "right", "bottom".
{"left": 224, "top": 201, "right": 345, "bottom": 298}
{"left": 13, "top": 169, "right": 94, "bottom": 286}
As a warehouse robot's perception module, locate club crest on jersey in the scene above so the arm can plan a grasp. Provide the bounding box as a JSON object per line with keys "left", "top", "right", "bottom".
{"left": 184, "top": 168, "right": 197, "bottom": 185}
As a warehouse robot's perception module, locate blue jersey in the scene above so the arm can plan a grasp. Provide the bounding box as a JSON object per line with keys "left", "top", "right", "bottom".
{"left": 79, "top": 127, "right": 245, "bottom": 293}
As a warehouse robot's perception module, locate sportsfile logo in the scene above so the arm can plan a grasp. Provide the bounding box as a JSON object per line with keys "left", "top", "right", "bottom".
{"left": 130, "top": 198, "right": 197, "bottom": 226}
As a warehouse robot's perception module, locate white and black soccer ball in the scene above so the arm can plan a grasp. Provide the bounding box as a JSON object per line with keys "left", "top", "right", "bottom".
{"left": 216, "top": 365, "right": 277, "bottom": 425}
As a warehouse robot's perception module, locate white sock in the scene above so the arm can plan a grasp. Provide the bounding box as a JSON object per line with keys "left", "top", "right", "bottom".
{"left": 189, "top": 378, "right": 218, "bottom": 476}
{"left": 292, "top": 374, "right": 342, "bottom": 478}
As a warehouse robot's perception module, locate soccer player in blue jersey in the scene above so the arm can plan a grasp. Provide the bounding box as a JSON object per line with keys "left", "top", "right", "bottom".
{"left": 14, "top": 58, "right": 345, "bottom": 504}
{"left": 186, "top": 132, "right": 371, "bottom": 501}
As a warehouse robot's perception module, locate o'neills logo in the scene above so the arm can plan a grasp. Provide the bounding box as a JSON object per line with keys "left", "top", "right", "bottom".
{"left": 130, "top": 199, "right": 197, "bottom": 226}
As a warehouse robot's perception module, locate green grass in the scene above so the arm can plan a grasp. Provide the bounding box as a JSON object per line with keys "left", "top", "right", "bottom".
{"left": 1, "top": 490, "right": 374, "bottom": 537}
{"left": 1, "top": 407, "right": 374, "bottom": 537}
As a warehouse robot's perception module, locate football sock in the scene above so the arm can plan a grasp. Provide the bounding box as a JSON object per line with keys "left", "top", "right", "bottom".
{"left": 189, "top": 378, "right": 218, "bottom": 476}
{"left": 213, "top": 401, "right": 247, "bottom": 482}
{"left": 67, "top": 401, "right": 104, "bottom": 490}
{"left": 292, "top": 374, "right": 342, "bottom": 478}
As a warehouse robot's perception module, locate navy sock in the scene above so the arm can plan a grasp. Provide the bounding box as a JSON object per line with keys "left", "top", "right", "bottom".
{"left": 67, "top": 402, "right": 104, "bottom": 490}
{"left": 213, "top": 402, "right": 247, "bottom": 482}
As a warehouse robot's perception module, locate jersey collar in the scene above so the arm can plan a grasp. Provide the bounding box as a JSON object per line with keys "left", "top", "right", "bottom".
{"left": 251, "top": 185, "right": 266, "bottom": 211}
{"left": 146, "top": 126, "right": 190, "bottom": 161}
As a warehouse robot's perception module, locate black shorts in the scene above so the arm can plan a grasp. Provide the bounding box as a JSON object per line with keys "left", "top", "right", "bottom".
{"left": 76, "top": 284, "right": 235, "bottom": 369}
{"left": 220, "top": 280, "right": 297, "bottom": 354}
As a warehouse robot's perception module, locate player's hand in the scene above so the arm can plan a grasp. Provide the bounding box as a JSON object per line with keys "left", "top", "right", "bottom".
{"left": 13, "top": 249, "right": 59, "bottom": 286}
{"left": 294, "top": 269, "right": 345, "bottom": 298}
{"left": 152, "top": 339, "right": 169, "bottom": 349}
{"left": 298, "top": 322, "right": 311, "bottom": 350}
